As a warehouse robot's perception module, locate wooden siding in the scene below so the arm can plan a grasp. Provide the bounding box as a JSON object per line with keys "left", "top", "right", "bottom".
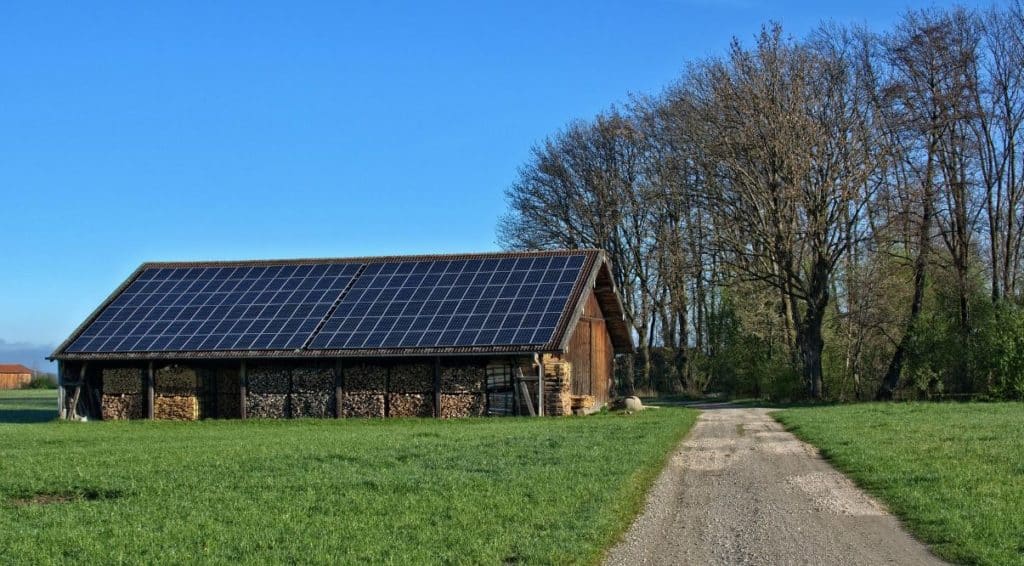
{"left": 563, "top": 290, "right": 614, "bottom": 404}
{"left": 0, "top": 372, "right": 31, "bottom": 389}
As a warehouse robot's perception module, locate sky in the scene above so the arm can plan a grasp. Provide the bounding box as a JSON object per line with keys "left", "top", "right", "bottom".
{"left": 2, "top": 0, "right": 987, "bottom": 363}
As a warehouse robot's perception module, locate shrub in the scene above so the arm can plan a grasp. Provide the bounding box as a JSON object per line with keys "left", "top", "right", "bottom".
{"left": 24, "top": 373, "right": 58, "bottom": 390}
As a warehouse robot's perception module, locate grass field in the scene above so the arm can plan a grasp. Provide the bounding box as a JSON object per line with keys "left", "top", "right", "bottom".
{"left": 775, "top": 403, "right": 1024, "bottom": 566}
{"left": 0, "top": 391, "right": 696, "bottom": 565}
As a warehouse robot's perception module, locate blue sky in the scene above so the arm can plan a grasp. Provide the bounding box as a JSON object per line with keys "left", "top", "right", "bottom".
{"left": 2, "top": 0, "right": 983, "bottom": 358}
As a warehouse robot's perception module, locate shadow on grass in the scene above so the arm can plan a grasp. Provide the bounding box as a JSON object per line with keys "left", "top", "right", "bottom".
{"left": 0, "top": 391, "right": 58, "bottom": 423}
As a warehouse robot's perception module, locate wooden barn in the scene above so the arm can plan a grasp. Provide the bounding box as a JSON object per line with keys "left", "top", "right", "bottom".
{"left": 49, "top": 250, "right": 633, "bottom": 421}
{"left": 0, "top": 364, "right": 33, "bottom": 389}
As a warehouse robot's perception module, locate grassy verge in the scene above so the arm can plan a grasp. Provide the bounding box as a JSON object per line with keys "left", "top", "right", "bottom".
{"left": 775, "top": 403, "right": 1024, "bottom": 566}
{"left": 0, "top": 401, "right": 696, "bottom": 564}
{"left": 0, "top": 388, "right": 57, "bottom": 423}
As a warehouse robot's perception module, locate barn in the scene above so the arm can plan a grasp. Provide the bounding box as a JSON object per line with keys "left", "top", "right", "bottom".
{"left": 50, "top": 249, "right": 633, "bottom": 420}
{"left": 0, "top": 364, "right": 33, "bottom": 389}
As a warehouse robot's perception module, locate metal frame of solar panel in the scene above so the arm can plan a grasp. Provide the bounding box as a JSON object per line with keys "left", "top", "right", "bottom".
{"left": 65, "top": 263, "right": 362, "bottom": 353}
{"left": 309, "top": 254, "right": 586, "bottom": 350}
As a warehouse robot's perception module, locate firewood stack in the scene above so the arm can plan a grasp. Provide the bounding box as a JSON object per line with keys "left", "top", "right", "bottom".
{"left": 155, "top": 365, "right": 199, "bottom": 420}
{"left": 246, "top": 365, "right": 291, "bottom": 418}
{"left": 388, "top": 363, "right": 433, "bottom": 417}
{"left": 541, "top": 358, "right": 573, "bottom": 416}
{"left": 440, "top": 394, "right": 485, "bottom": 418}
{"left": 101, "top": 391, "right": 144, "bottom": 420}
{"left": 101, "top": 367, "right": 145, "bottom": 420}
{"left": 290, "top": 366, "right": 334, "bottom": 418}
{"left": 440, "top": 364, "right": 486, "bottom": 418}
{"left": 343, "top": 364, "right": 386, "bottom": 418}
{"left": 571, "top": 395, "right": 596, "bottom": 415}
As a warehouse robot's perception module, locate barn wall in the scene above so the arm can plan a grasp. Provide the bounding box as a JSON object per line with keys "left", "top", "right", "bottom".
{"left": 563, "top": 289, "right": 614, "bottom": 405}
{"left": 0, "top": 372, "right": 32, "bottom": 389}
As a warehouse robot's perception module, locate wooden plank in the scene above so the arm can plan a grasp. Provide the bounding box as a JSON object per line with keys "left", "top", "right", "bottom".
{"left": 146, "top": 362, "right": 155, "bottom": 420}
{"left": 515, "top": 368, "right": 535, "bottom": 416}
{"left": 334, "top": 359, "right": 343, "bottom": 419}
{"left": 433, "top": 357, "right": 441, "bottom": 418}
{"left": 536, "top": 353, "right": 543, "bottom": 417}
{"left": 239, "top": 360, "right": 247, "bottom": 420}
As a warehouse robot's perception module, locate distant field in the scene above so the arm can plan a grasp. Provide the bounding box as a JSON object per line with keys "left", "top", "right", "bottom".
{"left": 0, "top": 401, "right": 697, "bottom": 564}
{"left": 0, "top": 389, "right": 57, "bottom": 423}
{"left": 775, "top": 403, "right": 1024, "bottom": 566}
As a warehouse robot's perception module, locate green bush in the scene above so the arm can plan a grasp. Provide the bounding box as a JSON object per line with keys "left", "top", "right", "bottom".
{"left": 23, "top": 373, "right": 58, "bottom": 390}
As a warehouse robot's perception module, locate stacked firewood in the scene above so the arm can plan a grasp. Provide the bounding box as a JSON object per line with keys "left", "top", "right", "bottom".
{"left": 388, "top": 393, "right": 432, "bottom": 417}
{"left": 441, "top": 364, "right": 485, "bottom": 393}
{"left": 343, "top": 392, "right": 384, "bottom": 418}
{"left": 102, "top": 367, "right": 144, "bottom": 394}
{"left": 154, "top": 365, "right": 200, "bottom": 421}
{"left": 154, "top": 395, "right": 199, "bottom": 420}
{"left": 101, "top": 393, "right": 144, "bottom": 420}
{"left": 440, "top": 394, "right": 485, "bottom": 418}
{"left": 246, "top": 365, "right": 291, "bottom": 418}
{"left": 342, "top": 364, "right": 386, "bottom": 417}
{"left": 291, "top": 366, "right": 334, "bottom": 418}
{"left": 389, "top": 364, "right": 432, "bottom": 393}
{"left": 571, "top": 395, "right": 596, "bottom": 415}
{"left": 542, "top": 360, "right": 573, "bottom": 416}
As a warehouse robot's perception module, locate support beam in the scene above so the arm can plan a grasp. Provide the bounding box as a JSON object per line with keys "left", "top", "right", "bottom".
{"left": 146, "top": 362, "right": 154, "bottom": 419}
{"left": 57, "top": 361, "right": 65, "bottom": 420}
{"left": 239, "top": 360, "right": 248, "bottom": 420}
{"left": 433, "top": 356, "right": 441, "bottom": 418}
{"left": 535, "top": 353, "right": 543, "bottom": 417}
{"left": 334, "top": 359, "right": 343, "bottom": 419}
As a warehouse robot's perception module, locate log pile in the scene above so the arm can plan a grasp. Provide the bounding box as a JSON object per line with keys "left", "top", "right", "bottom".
{"left": 102, "top": 367, "right": 144, "bottom": 394}
{"left": 388, "top": 393, "right": 432, "bottom": 417}
{"left": 571, "top": 395, "right": 596, "bottom": 415}
{"left": 101, "top": 394, "right": 144, "bottom": 420}
{"left": 214, "top": 368, "right": 241, "bottom": 418}
{"left": 344, "top": 364, "right": 387, "bottom": 392}
{"left": 440, "top": 394, "right": 485, "bottom": 418}
{"left": 153, "top": 365, "right": 200, "bottom": 420}
{"left": 246, "top": 365, "right": 292, "bottom": 418}
{"left": 154, "top": 395, "right": 199, "bottom": 420}
{"left": 343, "top": 392, "right": 384, "bottom": 418}
{"left": 441, "top": 364, "right": 485, "bottom": 393}
{"left": 248, "top": 393, "right": 290, "bottom": 419}
{"left": 155, "top": 365, "right": 198, "bottom": 394}
{"left": 291, "top": 392, "right": 334, "bottom": 418}
{"left": 542, "top": 360, "right": 573, "bottom": 416}
{"left": 389, "top": 364, "right": 432, "bottom": 393}
{"left": 291, "top": 366, "right": 334, "bottom": 418}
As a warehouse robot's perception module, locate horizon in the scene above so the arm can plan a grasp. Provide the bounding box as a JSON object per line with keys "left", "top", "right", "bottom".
{"left": 2, "top": 0, "right": 984, "bottom": 368}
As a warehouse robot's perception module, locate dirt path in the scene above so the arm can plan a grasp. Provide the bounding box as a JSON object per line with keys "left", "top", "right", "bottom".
{"left": 604, "top": 407, "right": 944, "bottom": 565}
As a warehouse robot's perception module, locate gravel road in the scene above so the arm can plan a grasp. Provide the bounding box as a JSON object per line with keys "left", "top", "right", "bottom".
{"left": 604, "top": 406, "right": 945, "bottom": 565}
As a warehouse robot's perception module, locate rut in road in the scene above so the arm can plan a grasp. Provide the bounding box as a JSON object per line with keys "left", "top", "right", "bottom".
{"left": 604, "top": 407, "right": 945, "bottom": 566}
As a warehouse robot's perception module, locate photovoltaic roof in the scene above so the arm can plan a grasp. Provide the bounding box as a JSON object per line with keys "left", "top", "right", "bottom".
{"left": 52, "top": 250, "right": 618, "bottom": 360}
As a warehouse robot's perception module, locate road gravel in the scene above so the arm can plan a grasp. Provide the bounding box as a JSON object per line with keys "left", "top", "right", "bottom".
{"left": 604, "top": 406, "right": 945, "bottom": 565}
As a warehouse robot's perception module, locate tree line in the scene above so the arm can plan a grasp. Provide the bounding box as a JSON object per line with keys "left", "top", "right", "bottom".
{"left": 500, "top": 4, "right": 1024, "bottom": 401}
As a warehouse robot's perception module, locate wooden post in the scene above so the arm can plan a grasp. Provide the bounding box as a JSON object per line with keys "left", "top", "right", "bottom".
{"left": 57, "top": 361, "right": 66, "bottom": 420}
{"left": 535, "top": 353, "right": 544, "bottom": 417}
{"left": 433, "top": 356, "right": 441, "bottom": 418}
{"left": 146, "top": 361, "right": 155, "bottom": 419}
{"left": 239, "top": 360, "right": 248, "bottom": 420}
{"left": 334, "top": 359, "right": 343, "bottom": 419}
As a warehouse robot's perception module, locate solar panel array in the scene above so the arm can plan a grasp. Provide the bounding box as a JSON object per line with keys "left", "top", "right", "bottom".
{"left": 309, "top": 255, "right": 585, "bottom": 350}
{"left": 65, "top": 263, "right": 362, "bottom": 353}
{"left": 64, "top": 254, "right": 588, "bottom": 354}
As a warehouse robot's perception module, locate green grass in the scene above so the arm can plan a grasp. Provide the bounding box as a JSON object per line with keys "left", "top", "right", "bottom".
{"left": 0, "top": 400, "right": 696, "bottom": 565}
{"left": 0, "top": 388, "right": 57, "bottom": 423}
{"left": 775, "top": 403, "right": 1024, "bottom": 566}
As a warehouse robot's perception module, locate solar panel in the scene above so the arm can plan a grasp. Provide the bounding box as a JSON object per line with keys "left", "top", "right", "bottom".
{"left": 65, "top": 263, "right": 362, "bottom": 353}
{"left": 308, "top": 254, "right": 586, "bottom": 350}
